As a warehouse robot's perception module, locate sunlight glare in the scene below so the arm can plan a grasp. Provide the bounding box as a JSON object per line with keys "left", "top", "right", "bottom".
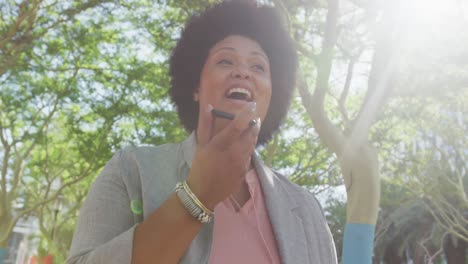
{"left": 389, "top": 0, "right": 466, "bottom": 50}
{"left": 400, "top": 0, "right": 462, "bottom": 28}
{"left": 464, "top": 0, "right": 468, "bottom": 20}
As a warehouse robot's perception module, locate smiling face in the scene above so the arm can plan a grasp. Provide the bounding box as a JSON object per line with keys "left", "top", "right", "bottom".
{"left": 195, "top": 35, "right": 272, "bottom": 136}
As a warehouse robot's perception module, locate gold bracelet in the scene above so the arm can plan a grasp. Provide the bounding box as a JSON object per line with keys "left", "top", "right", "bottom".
{"left": 175, "top": 182, "right": 212, "bottom": 223}
{"left": 182, "top": 181, "right": 214, "bottom": 215}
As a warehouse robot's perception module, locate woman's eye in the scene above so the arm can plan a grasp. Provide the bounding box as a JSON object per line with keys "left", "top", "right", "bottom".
{"left": 253, "top": 64, "right": 265, "bottom": 72}
{"left": 218, "top": 59, "right": 233, "bottom": 65}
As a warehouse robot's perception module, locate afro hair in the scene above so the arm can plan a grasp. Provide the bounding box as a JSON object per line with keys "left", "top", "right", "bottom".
{"left": 169, "top": 0, "right": 298, "bottom": 145}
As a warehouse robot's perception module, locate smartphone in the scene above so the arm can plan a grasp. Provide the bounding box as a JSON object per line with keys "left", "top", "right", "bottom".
{"left": 211, "top": 109, "right": 256, "bottom": 127}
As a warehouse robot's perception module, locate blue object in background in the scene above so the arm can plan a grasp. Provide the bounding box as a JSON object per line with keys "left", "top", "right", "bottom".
{"left": 342, "top": 223, "right": 375, "bottom": 264}
{"left": 0, "top": 247, "right": 7, "bottom": 264}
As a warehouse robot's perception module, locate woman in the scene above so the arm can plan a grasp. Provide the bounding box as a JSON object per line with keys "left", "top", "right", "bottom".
{"left": 68, "top": 1, "right": 375, "bottom": 263}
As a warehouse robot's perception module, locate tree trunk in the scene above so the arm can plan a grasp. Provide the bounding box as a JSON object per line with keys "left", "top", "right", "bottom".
{"left": 412, "top": 242, "right": 427, "bottom": 264}
{"left": 383, "top": 239, "right": 406, "bottom": 264}
{"left": 444, "top": 236, "right": 466, "bottom": 264}
{"left": 0, "top": 214, "right": 12, "bottom": 248}
{"left": 339, "top": 141, "right": 380, "bottom": 224}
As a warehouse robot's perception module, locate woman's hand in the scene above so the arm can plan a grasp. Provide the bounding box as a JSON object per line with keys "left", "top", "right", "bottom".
{"left": 186, "top": 102, "right": 261, "bottom": 210}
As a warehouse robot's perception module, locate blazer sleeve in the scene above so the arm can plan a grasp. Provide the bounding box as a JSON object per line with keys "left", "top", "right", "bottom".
{"left": 67, "top": 150, "right": 137, "bottom": 264}
{"left": 341, "top": 223, "right": 375, "bottom": 264}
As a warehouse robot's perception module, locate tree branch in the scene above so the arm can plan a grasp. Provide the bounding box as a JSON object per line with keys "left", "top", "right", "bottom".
{"left": 298, "top": 72, "right": 345, "bottom": 154}
{"left": 314, "top": 0, "right": 339, "bottom": 103}
{"left": 298, "top": 0, "right": 347, "bottom": 155}
{"left": 0, "top": 118, "right": 10, "bottom": 149}
{"left": 1, "top": 145, "right": 11, "bottom": 213}
{"left": 295, "top": 41, "right": 319, "bottom": 64}
{"left": 338, "top": 56, "right": 357, "bottom": 127}
{"left": 9, "top": 112, "right": 116, "bottom": 230}
{"left": 8, "top": 153, "right": 26, "bottom": 203}
{"left": 8, "top": 163, "right": 96, "bottom": 237}
{"left": 350, "top": 6, "right": 400, "bottom": 145}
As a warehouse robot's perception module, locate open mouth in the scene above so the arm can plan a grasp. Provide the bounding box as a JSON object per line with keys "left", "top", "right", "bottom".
{"left": 225, "top": 87, "right": 253, "bottom": 102}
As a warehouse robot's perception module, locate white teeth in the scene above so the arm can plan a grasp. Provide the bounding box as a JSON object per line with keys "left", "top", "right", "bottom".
{"left": 227, "top": 88, "right": 252, "bottom": 100}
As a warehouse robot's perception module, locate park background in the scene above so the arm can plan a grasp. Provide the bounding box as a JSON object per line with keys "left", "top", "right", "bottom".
{"left": 0, "top": 0, "right": 467, "bottom": 263}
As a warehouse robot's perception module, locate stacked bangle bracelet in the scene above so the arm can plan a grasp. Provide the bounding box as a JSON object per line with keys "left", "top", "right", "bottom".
{"left": 175, "top": 181, "right": 214, "bottom": 224}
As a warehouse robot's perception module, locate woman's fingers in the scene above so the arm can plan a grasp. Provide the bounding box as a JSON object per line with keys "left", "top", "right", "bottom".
{"left": 196, "top": 104, "right": 214, "bottom": 146}
{"left": 237, "top": 117, "right": 261, "bottom": 164}
{"left": 188, "top": 104, "right": 260, "bottom": 207}
{"left": 211, "top": 102, "right": 257, "bottom": 150}
{"left": 242, "top": 117, "right": 261, "bottom": 150}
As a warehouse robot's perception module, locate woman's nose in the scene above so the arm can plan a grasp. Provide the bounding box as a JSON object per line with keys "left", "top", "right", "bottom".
{"left": 230, "top": 66, "right": 250, "bottom": 79}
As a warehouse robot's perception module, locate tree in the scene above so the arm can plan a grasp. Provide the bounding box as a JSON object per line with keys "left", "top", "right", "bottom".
{"left": 260, "top": 96, "right": 342, "bottom": 194}
{"left": 273, "top": 0, "right": 404, "bottom": 227}
{"left": 0, "top": 0, "right": 186, "bottom": 249}
{"left": 273, "top": 0, "right": 467, "bottom": 261}
{"left": 401, "top": 95, "right": 466, "bottom": 263}
{"left": 374, "top": 94, "right": 467, "bottom": 263}
{"left": 370, "top": 2, "right": 468, "bottom": 260}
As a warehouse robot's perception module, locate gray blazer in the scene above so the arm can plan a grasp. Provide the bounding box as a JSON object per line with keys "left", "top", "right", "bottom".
{"left": 68, "top": 133, "right": 337, "bottom": 263}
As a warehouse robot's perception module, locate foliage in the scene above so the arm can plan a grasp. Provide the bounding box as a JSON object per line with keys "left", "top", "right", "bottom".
{"left": 0, "top": 0, "right": 186, "bottom": 252}
{"left": 323, "top": 196, "right": 346, "bottom": 262}
{"left": 259, "top": 94, "right": 342, "bottom": 194}
{"left": 276, "top": 0, "right": 467, "bottom": 261}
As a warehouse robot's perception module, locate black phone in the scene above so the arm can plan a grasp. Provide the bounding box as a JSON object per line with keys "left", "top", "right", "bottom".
{"left": 211, "top": 109, "right": 256, "bottom": 127}
{"left": 211, "top": 109, "right": 235, "bottom": 120}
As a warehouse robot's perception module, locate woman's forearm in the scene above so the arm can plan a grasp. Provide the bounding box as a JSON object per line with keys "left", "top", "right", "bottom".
{"left": 132, "top": 192, "right": 203, "bottom": 264}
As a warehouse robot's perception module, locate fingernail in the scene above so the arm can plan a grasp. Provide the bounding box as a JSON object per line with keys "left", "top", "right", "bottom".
{"left": 205, "top": 104, "right": 213, "bottom": 113}
{"left": 249, "top": 102, "right": 256, "bottom": 111}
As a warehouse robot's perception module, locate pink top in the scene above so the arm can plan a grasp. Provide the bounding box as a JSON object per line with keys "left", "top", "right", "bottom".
{"left": 208, "top": 169, "right": 281, "bottom": 264}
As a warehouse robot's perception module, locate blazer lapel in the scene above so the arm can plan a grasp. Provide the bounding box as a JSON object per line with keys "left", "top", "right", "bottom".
{"left": 253, "top": 154, "right": 310, "bottom": 264}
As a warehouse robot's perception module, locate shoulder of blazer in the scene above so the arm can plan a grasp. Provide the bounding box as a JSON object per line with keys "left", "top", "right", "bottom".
{"left": 270, "top": 169, "right": 327, "bottom": 220}
{"left": 116, "top": 142, "right": 185, "bottom": 169}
